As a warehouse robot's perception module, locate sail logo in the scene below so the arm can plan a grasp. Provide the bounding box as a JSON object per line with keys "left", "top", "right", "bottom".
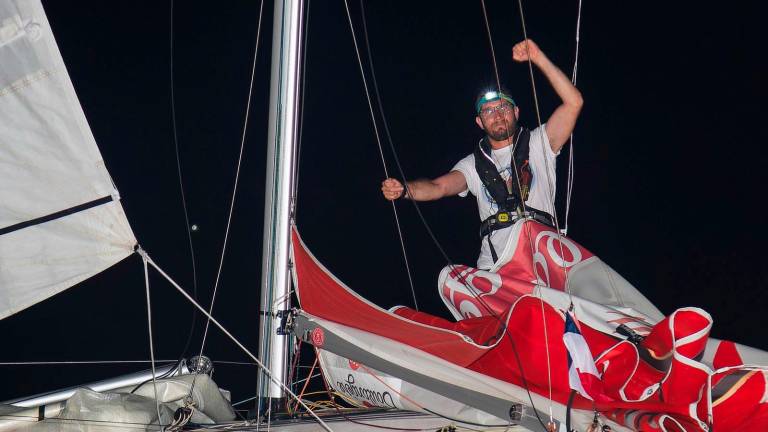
{"left": 533, "top": 230, "right": 583, "bottom": 288}
{"left": 442, "top": 266, "right": 503, "bottom": 318}
{"left": 336, "top": 374, "right": 397, "bottom": 408}
{"left": 441, "top": 222, "right": 591, "bottom": 320}
{"left": 311, "top": 328, "right": 325, "bottom": 347}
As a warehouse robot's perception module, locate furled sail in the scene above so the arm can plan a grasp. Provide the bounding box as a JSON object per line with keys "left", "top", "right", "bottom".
{"left": 0, "top": 0, "right": 136, "bottom": 319}
{"left": 291, "top": 222, "right": 768, "bottom": 431}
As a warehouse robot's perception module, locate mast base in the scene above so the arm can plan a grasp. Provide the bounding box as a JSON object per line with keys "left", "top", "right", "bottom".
{"left": 248, "top": 397, "right": 288, "bottom": 420}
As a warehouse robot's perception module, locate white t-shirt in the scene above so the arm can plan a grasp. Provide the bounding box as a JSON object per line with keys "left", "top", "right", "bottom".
{"left": 452, "top": 125, "right": 558, "bottom": 269}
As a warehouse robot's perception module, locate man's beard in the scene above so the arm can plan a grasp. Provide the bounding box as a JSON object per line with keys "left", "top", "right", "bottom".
{"left": 485, "top": 120, "right": 517, "bottom": 142}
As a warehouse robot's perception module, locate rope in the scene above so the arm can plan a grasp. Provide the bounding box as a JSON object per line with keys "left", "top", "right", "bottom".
{"left": 342, "top": 0, "right": 419, "bottom": 311}
{"left": 0, "top": 412, "right": 164, "bottom": 431}
{"left": 344, "top": 8, "right": 553, "bottom": 429}
{"left": 478, "top": 1, "right": 558, "bottom": 426}
{"left": 286, "top": 339, "right": 303, "bottom": 404}
{"left": 517, "top": 23, "right": 560, "bottom": 432}
{"left": 290, "top": 353, "right": 318, "bottom": 414}
{"left": 343, "top": 2, "right": 582, "bottom": 429}
{"left": 191, "top": 0, "right": 266, "bottom": 405}
{"left": 346, "top": 0, "right": 503, "bottom": 322}
{"left": 292, "top": 372, "right": 322, "bottom": 387}
{"left": 480, "top": 0, "right": 587, "bottom": 426}
{"left": 357, "top": 0, "right": 513, "bottom": 325}
{"left": 511, "top": 3, "right": 573, "bottom": 300}
{"left": 137, "top": 251, "right": 334, "bottom": 431}
{"left": 168, "top": 0, "right": 198, "bottom": 362}
{"left": 231, "top": 369, "right": 321, "bottom": 408}
{"left": 312, "top": 349, "right": 439, "bottom": 432}
{"left": 198, "top": 0, "right": 266, "bottom": 361}
{"left": 141, "top": 252, "right": 164, "bottom": 429}
{"left": 292, "top": 0, "right": 311, "bottom": 219}
{"left": 166, "top": 406, "right": 194, "bottom": 432}
{"left": 0, "top": 360, "right": 178, "bottom": 366}
{"left": 564, "top": 0, "right": 583, "bottom": 237}
{"left": 355, "top": 363, "right": 514, "bottom": 430}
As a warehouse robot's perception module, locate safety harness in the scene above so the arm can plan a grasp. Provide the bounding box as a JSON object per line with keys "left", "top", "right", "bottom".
{"left": 474, "top": 127, "right": 555, "bottom": 263}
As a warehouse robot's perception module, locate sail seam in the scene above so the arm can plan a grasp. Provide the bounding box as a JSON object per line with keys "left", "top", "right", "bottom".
{"left": 0, "top": 70, "right": 51, "bottom": 98}
{"left": 0, "top": 195, "right": 114, "bottom": 236}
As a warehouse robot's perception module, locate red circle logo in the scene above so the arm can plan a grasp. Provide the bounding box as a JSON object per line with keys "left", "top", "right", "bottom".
{"left": 311, "top": 328, "right": 325, "bottom": 347}
{"left": 348, "top": 360, "right": 360, "bottom": 370}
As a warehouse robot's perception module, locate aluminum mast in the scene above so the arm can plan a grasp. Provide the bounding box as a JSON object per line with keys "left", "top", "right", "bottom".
{"left": 257, "top": 0, "right": 305, "bottom": 413}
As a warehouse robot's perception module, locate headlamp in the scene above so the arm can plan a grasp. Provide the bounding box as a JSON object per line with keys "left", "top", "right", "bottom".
{"left": 475, "top": 90, "right": 516, "bottom": 114}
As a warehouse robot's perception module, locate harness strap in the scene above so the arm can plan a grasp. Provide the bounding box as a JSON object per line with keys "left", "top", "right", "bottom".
{"left": 487, "top": 235, "right": 499, "bottom": 264}
{"left": 481, "top": 208, "right": 555, "bottom": 265}
{"left": 480, "top": 207, "right": 555, "bottom": 238}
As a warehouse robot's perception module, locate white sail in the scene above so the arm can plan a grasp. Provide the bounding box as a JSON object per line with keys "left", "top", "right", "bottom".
{"left": 0, "top": 0, "right": 136, "bottom": 319}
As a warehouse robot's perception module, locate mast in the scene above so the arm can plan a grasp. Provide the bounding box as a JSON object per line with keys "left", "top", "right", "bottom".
{"left": 257, "top": 0, "right": 305, "bottom": 413}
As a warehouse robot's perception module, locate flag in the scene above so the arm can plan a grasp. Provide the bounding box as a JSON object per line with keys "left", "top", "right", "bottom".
{"left": 563, "top": 312, "right": 606, "bottom": 401}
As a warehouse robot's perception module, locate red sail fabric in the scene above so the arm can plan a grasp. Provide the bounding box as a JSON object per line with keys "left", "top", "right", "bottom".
{"left": 291, "top": 227, "right": 768, "bottom": 431}
{"left": 292, "top": 228, "right": 497, "bottom": 367}
{"left": 437, "top": 220, "right": 592, "bottom": 322}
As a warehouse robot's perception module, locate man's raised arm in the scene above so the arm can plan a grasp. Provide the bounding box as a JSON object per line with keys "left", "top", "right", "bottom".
{"left": 512, "top": 39, "right": 583, "bottom": 154}
{"left": 381, "top": 171, "right": 467, "bottom": 201}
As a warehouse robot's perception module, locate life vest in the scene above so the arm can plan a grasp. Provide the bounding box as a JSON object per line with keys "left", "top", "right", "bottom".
{"left": 473, "top": 127, "right": 554, "bottom": 263}
{"left": 473, "top": 127, "right": 532, "bottom": 214}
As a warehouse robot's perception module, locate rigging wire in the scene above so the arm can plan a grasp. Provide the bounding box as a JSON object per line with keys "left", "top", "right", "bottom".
{"left": 292, "top": 0, "right": 312, "bottom": 219}
{"left": 511, "top": 1, "right": 572, "bottom": 297}
{"left": 0, "top": 413, "right": 167, "bottom": 431}
{"left": 169, "top": 0, "right": 199, "bottom": 362}
{"left": 140, "top": 252, "right": 334, "bottom": 432}
{"left": 141, "top": 253, "right": 164, "bottom": 428}
{"left": 479, "top": 1, "right": 560, "bottom": 427}
{"left": 312, "top": 349, "right": 453, "bottom": 432}
{"left": 508, "top": 0, "right": 592, "bottom": 422}
{"left": 564, "top": 0, "right": 583, "bottom": 237}
{"left": 342, "top": 2, "right": 588, "bottom": 429}
{"left": 345, "top": 8, "right": 553, "bottom": 426}
{"left": 197, "top": 0, "right": 266, "bottom": 357}
{"left": 358, "top": 0, "right": 419, "bottom": 311}
{"left": 340, "top": 4, "right": 553, "bottom": 428}
{"left": 286, "top": 338, "right": 304, "bottom": 406}
{"left": 0, "top": 360, "right": 178, "bottom": 366}
{"left": 353, "top": 364, "right": 517, "bottom": 429}
{"left": 185, "top": 0, "right": 266, "bottom": 405}
{"left": 345, "top": 0, "right": 508, "bottom": 322}
{"left": 342, "top": 0, "right": 419, "bottom": 311}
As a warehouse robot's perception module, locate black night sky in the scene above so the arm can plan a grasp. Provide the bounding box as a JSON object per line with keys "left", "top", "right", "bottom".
{"left": 1, "top": 0, "right": 766, "bottom": 407}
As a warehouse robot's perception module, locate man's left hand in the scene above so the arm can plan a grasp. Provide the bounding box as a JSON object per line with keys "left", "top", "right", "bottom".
{"left": 512, "top": 39, "right": 542, "bottom": 63}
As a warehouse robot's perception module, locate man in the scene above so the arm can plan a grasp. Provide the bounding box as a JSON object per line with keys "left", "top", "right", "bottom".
{"left": 381, "top": 39, "right": 583, "bottom": 269}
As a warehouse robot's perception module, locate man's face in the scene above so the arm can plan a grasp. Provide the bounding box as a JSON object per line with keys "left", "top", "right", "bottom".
{"left": 475, "top": 99, "right": 518, "bottom": 141}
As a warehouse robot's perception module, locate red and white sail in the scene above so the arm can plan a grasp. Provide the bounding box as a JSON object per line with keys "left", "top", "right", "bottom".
{"left": 291, "top": 221, "right": 768, "bottom": 431}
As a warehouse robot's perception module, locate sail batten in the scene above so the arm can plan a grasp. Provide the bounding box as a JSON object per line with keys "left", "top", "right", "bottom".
{"left": 0, "top": 195, "right": 114, "bottom": 235}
